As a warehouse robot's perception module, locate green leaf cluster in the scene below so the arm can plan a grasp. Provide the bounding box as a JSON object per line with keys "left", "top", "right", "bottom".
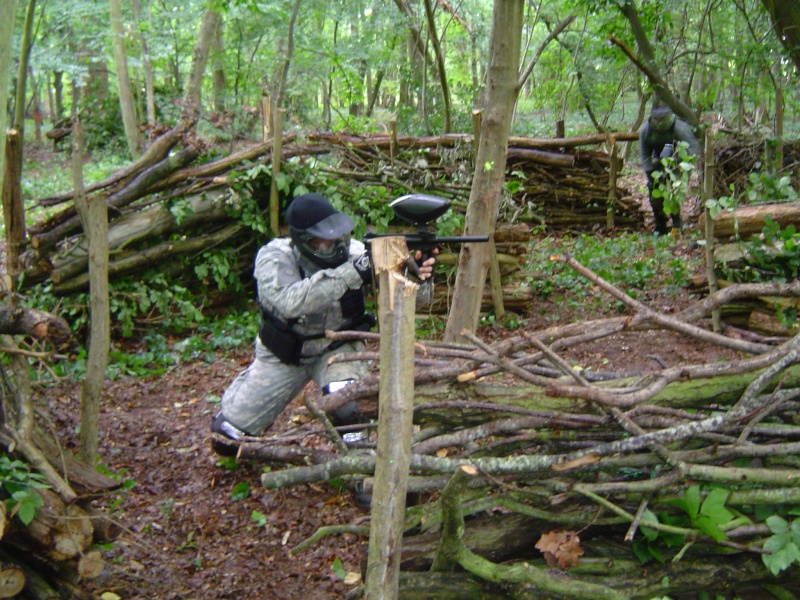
{"left": 650, "top": 141, "right": 696, "bottom": 217}
{"left": 0, "top": 454, "right": 50, "bottom": 526}
{"left": 526, "top": 232, "right": 696, "bottom": 315}
{"left": 634, "top": 486, "right": 735, "bottom": 564}
{"left": 762, "top": 513, "right": 800, "bottom": 576}
{"left": 668, "top": 486, "right": 735, "bottom": 542}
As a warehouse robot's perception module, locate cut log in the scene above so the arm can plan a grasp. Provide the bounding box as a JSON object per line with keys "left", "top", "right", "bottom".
{"left": 749, "top": 307, "right": 800, "bottom": 337}
{"left": 397, "top": 571, "right": 504, "bottom": 600}
{"left": 401, "top": 512, "right": 545, "bottom": 571}
{"left": 701, "top": 200, "right": 800, "bottom": 238}
{"left": 427, "top": 280, "right": 534, "bottom": 314}
{"left": 47, "top": 188, "right": 229, "bottom": 284}
{"left": 52, "top": 222, "right": 246, "bottom": 294}
{"left": 77, "top": 549, "right": 104, "bottom": 580}
{"left": 0, "top": 565, "right": 25, "bottom": 599}
{"left": 0, "top": 549, "right": 60, "bottom": 600}
{"left": 9, "top": 488, "right": 94, "bottom": 561}
{"left": 31, "top": 148, "right": 200, "bottom": 251}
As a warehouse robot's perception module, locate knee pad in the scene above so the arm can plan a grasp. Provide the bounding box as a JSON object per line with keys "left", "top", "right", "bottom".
{"left": 322, "top": 379, "right": 357, "bottom": 395}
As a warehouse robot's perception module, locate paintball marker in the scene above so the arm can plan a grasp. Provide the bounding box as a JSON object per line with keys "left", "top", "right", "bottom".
{"left": 364, "top": 194, "right": 489, "bottom": 261}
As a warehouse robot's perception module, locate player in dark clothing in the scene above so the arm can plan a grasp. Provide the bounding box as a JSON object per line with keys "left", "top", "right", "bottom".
{"left": 639, "top": 106, "right": 701, "bottom": 235}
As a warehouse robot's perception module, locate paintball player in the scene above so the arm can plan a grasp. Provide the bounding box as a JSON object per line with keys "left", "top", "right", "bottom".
{"left": 639, "top": 105, "right": 701, "bottom": 235}
{"left": 211, "top": 193, "right": 437, "bottom": 455}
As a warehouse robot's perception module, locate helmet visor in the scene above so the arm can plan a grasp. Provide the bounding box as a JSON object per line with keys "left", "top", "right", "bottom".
{"left": 304, "top": 212, "right": 355, "bottom": 240}
{"left": 650, "top": 112, "right": 675, "bottom": 133}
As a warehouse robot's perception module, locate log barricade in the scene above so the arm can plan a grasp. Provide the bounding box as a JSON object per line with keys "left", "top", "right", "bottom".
{"left": 22, "top": 129, "right": 644, "bottom": 294}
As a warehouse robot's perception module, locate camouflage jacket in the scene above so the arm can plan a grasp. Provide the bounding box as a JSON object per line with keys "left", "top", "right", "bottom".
{"left": 255, "top": 237, "right": 432, "bottom": 358}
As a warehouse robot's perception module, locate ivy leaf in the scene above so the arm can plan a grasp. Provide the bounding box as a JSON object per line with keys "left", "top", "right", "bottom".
{"left": 766, "top": 515, "right": 789, "bottom": 535}
{"left": 331, "top": 556, "right": 347, "bottom": 579}
{"left": 668, "top": 485, "right": 700, "bottom": 520}
{"left": 17, "top": 500, "right": 37, "bottom": 526}
{"left": 694, "top": 514, "right": 727, "bottom": 542}
{"left": 763, "top": 539, "right": 800, "bottom": 576}
{"left": 700, "top": 488, "right": 734, "bottom": 525}
{"left": 231, "top": 482, "right": 251, "bottom": 501}
{"left": 640, "top": 509, "right": 660, "bottom": 541}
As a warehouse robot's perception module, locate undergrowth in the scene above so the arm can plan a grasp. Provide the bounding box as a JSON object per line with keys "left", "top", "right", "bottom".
{"left": 524, "top": 231, "right": 700, "bottom": 319}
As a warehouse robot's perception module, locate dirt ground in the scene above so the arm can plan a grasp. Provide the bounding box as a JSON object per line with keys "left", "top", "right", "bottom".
{"left": 30, "top": 230, "right": 757, "bottom": 600}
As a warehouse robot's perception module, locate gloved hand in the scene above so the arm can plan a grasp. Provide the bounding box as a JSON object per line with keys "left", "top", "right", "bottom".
{"left": 353, "top": 252, "right": 372, "bottom": 283}
{"left": 406, "top": 249, "right": 438, "bottom": 281}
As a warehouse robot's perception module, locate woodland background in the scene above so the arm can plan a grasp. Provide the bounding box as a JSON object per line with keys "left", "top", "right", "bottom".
{"left": 1, "top": 0, "right": 800, "bottom": 599}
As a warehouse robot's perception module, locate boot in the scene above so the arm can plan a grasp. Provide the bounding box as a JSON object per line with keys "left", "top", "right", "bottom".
{"left": 649, "top": 197, "right": 669, "bottom": 235}
{"left": 210, "top": 413, "right": 248, "bottom": 456}
{"left": 328, "top": 401, "right": 369, "bottom": 446}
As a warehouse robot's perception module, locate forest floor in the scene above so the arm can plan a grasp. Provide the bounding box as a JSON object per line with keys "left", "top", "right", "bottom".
{"left": 34, "top": 218, "right": 757, "bottom": 600}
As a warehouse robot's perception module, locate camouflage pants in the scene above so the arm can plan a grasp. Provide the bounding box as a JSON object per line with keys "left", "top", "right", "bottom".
{"left": 219, "top": 337, "right": 368, "bottom": 435}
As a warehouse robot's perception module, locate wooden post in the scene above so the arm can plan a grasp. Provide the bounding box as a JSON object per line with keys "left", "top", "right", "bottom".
{"left": 389, "top": 119, "right": 398, "bottom": 160}
{"left": 606, "top": 140, "right": 620, "bottom": 230}
{"left": 488, "top": 234, "right": 505, "bottom": 320}
{"left": 703, "top": 128, "right": 721, "bottom": 333}
{"left": 471, "top": 109, "right": 482, "bottom": 152}
{"left": 269, "top": 108, "right": 285, "bottom": 237}
{"left": 2, "top": 129, "right": 25, "bottom": 292}
{"left": 364, "top": 236, "right": 419, "bottom": 600}
{"left": 775, "top": 85, "right": 784, "bottom": 171}
{"left": 260, "top": 95, "right": 271, "bottom": 142}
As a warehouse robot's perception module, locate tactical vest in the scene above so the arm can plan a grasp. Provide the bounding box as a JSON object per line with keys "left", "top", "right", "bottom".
{"left": 258, "top": 288, "right": 374, "bottom": 365}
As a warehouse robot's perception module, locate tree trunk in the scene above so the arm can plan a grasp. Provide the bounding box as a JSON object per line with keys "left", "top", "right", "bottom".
{"left": 12, "top": 0, "right": 35, "bottom": 133}
{"left": 615, "top": 0, "right": 699, "bottom": 129}
{"left": 761, "top": 0, "right": 800, "bottom": 72}
{"left": 422, "top": 0, "right": 451, "bottom": 133}
{"left": 183, "top": 7, "right": 223, "bottom": 114}
{"left": 0, "top": 0, "right": 17, "bottom": 185}
{"left": 211, "top": 13, "right": 226, "bottom": 112}
{"left": 109, "top": 0, "right": 142, "bottom": 159}
{"left": 132, "top": 0, "right": 156, "bottom": 127}
{"left": 443, "top": 0, "right": 523, "bottom": 343}
{"left": 2, "top": 130, "right": 25, "bottom": 291}
{"left": 71, "top": 118, "right": 110, "bottom": 465}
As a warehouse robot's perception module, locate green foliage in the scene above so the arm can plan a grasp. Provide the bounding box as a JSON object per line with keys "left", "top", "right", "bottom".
{"left": 717, "top": 216, "right": 800, "bottom": 288}
{"left": 707, "top": 170, "right": 798, "bottom": 220}
{"left": 194, "top": 250, "right": 239, "bottom": 292}
{"left": 704, "top": 184, "right": 738, "bottom": 220}
{"left": 708, "top": 175, "right": 799, "bottom": 328}
{"left": 231, "top": 481, "right": 251, "bottom": 501}
{"left": 651, "top": 141, "right": 697, "bottom": 217}
{"left": 667, "top": 486, "right": 735, "bottom": 542}
{"left": 0, "top": 455, "right": 50, "bottom": 526}
{"left": 331, "top": 556, "right": 347, "bottom": 580}
{"left": 227, "top": 164, "right": 271, "bottom": 235}
{"left": 526, "top": 232, "right": 695, "bottom": 314}
{"left": 762, "top": 514, "right": 800, "bottom": 576}
{"left": 743, "top": 171, "right": 798, "bottom": 205}
{"left": 479, "top": 311, "right": 525, "bottom": 330}
{"left": 81, "top": 96, "right": 128, "bottom": 155}
{"left": 633, "top": 486, "right": 736, "bottom": 565}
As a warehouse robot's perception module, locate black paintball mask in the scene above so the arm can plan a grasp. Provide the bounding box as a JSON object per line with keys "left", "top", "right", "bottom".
{"left": 285, "top": 194, "right": 354, "bottom": 269}
{"left": 649, "top": 106, "right": 676, "bottom": 133}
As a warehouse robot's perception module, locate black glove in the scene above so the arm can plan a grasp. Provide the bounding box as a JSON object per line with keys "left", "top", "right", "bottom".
{"left": 352, "top": 252, "right": 372, "bottom": 283}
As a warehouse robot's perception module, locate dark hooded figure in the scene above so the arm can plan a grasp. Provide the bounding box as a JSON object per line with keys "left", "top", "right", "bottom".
{"left": 638, "top": 106, "right": 701, "bottom": 235}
